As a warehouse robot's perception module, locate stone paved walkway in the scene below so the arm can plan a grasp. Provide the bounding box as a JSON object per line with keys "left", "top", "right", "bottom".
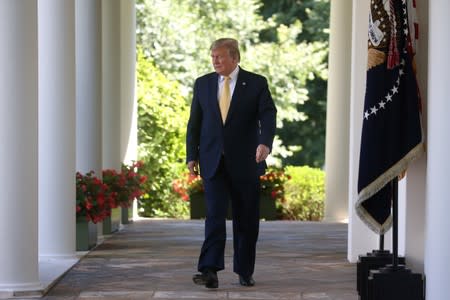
{"left": 38, "top": 219, "right": 358, "bottom": 300}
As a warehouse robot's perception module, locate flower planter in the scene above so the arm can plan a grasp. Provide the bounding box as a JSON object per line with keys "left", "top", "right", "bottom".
{"left": 189, "top": 193, "right": 207, "bottom": 219}
{"left": 189, "top": 194, "right": 232, "bottom": 219}
{"left": 121, "top": 206, "right": 133, "bottom": 224}
{"left": 102, "top": 208, "right": 121, "bottom": 234}
{"left": 259, "top": 194, "right": 277, "bottom": 220}
{"left": 189, "top": 193, "right": 277, "bottom": 220}
{"left": 76, "top": 218, "right": 98, "bottom": 251}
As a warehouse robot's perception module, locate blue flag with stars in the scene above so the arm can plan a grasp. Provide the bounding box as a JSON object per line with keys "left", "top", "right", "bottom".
{"left": 356, "top": 0, "right": 424, "bottom": 234}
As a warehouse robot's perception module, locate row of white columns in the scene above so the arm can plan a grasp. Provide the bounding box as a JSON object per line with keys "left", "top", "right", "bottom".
{"left": 326, "top": 0, "right": 450, "bottom": 298}
{"left": 0, "top": 0, "right": 136, "bottom": 295}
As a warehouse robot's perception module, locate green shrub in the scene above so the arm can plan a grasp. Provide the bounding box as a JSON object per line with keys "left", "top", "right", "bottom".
{"left": 281, "top": 165, "right": 325, "bottom": 221}
{"left": 136, "top": 48, "right": 190, "bottom": 218}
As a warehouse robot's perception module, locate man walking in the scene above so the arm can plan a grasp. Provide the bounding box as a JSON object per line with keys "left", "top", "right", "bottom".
{"left": 186, "top": 38, "right": 277, "bottom": 288}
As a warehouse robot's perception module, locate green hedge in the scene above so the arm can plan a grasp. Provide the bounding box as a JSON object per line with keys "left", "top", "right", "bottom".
{"left": 281, "top": 165, "right": 325, "bottom": 221}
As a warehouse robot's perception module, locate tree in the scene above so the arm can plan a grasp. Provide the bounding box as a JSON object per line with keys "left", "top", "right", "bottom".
{"left": 259, "top": 0, "right": 330, "bottom": 43}
{"left": 259, "top": 0, "right": 330, "bottom": 167}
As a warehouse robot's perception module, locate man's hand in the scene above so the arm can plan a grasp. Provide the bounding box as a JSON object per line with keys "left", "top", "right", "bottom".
{"left": 188, "top": 160, "right": 199, "bottom": 175}
{"left": 256, "top": 144, "right": 270, "bottom": 163}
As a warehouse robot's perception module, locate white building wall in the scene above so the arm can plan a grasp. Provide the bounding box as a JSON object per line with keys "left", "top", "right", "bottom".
{"left": 424, "top": 1, "right": 450, "bottom": 299}
{"left": 403, "top": 0, "right": 429, "bottom": 274}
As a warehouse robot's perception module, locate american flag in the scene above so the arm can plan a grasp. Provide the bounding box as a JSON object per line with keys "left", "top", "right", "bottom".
{"left": 356, "top": 0, "right": 424, "bottom": 234}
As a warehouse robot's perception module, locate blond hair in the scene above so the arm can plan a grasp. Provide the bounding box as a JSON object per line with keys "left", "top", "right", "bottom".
{"left": 210, "top": 38, "right": 240, "bottom": 62}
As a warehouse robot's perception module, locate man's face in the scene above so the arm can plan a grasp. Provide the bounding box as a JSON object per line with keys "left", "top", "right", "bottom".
{"left": 211, "top": 47, "right": 238, "bottom": 76}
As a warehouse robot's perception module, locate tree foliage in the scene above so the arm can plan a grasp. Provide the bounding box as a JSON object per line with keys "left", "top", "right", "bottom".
{"left": 243, "top": 24, "right": 328, "bottom": 167}
{"left": 259, "top": 0, "right": 330, "bottom": 43}
{"left": 259, "top": 0, "right": 330, "bottom": 167}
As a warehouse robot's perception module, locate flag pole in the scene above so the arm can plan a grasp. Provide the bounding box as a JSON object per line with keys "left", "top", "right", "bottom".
{"left": 392, "top": 177, "right": 399, "bottom": 269}
{"left": 379, "top": 234, "right": 384, "bottom": 252}
{"left": 366, "top": 177, "right": 424, "bottom": 300}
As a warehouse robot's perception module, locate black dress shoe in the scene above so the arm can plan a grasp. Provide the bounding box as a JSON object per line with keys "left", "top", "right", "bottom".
{"left": 192, "top": 269, "right": 218, "bottom": 288}
{"left": 239, "top": 275, "right": 255, "bottom": 287}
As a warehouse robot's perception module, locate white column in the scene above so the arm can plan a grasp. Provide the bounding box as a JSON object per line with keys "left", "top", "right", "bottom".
{"left": 425, "top": 1, "right": 450, "bottom": 299}
{"left": 38, "top": 0, "right": 77, "bottom": 258}
{"left": 120, "top": 0, "right": 138, "bottom": 221}
{"left": 76, "top": 0, "right": 102, "bottom": 238}
{"left": 102, "top": 0, "right": 121, "bottom": 170}
{"left": 0, "top": 0, "right": 41, "bottom": 294}
{"left": 403, "top": 0, "right": 429, "bottom": 273}
{"left": 76, "top": 0, "right": 102, "bottom": 184}
{"left": 347, "top": 0, "right": 380, "bottom": 262}
{"left": 101, "top": 0, "right": 122, "bottom": 232}
{"left": 120, "top": 0, "right": 137, "bottom": 164}
{"left": 324, "top": 0, "right": 352, "bottom": 223}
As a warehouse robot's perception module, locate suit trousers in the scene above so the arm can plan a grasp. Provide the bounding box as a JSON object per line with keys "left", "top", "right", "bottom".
{"left": 197, "top": 157, "right": 260, "bottom": 277}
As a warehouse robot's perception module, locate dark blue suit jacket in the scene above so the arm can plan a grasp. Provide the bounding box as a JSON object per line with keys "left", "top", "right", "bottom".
{"left": 186, "top": 68, "right": 277, "bottom": 180}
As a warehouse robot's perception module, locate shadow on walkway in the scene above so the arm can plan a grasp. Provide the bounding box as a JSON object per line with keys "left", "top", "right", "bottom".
{"left": 43, "top": 219, "right": 358, "bottom": 300}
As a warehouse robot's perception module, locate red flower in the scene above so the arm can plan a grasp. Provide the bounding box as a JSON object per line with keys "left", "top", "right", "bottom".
{"left": 271, "top": 190, "right": 278, "bottom": 199}
{"left": 85, "top": 200, "right": 93, "bottom": 210}
{"left": 76, "top": 161, "right": 147, "bottom": 223}
{"left": 139, "top": 175, "right": 148, "bottom": 184}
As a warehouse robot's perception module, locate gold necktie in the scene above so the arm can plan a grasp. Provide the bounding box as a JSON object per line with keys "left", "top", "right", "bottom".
{"left": 219, "top": 76, "right": 231, "bottom": 124}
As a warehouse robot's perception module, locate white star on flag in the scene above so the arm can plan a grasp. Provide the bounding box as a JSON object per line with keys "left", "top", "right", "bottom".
{"left": 391, "top": 86, "right": 399, "bottom": 94}
{"left": 370, "top": 106, "right": 378, "bottom": 115}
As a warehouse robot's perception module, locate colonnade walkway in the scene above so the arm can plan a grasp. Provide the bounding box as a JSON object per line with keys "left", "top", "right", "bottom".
{"left": 41, "top": 219, "right": 358, "bottom": 300}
